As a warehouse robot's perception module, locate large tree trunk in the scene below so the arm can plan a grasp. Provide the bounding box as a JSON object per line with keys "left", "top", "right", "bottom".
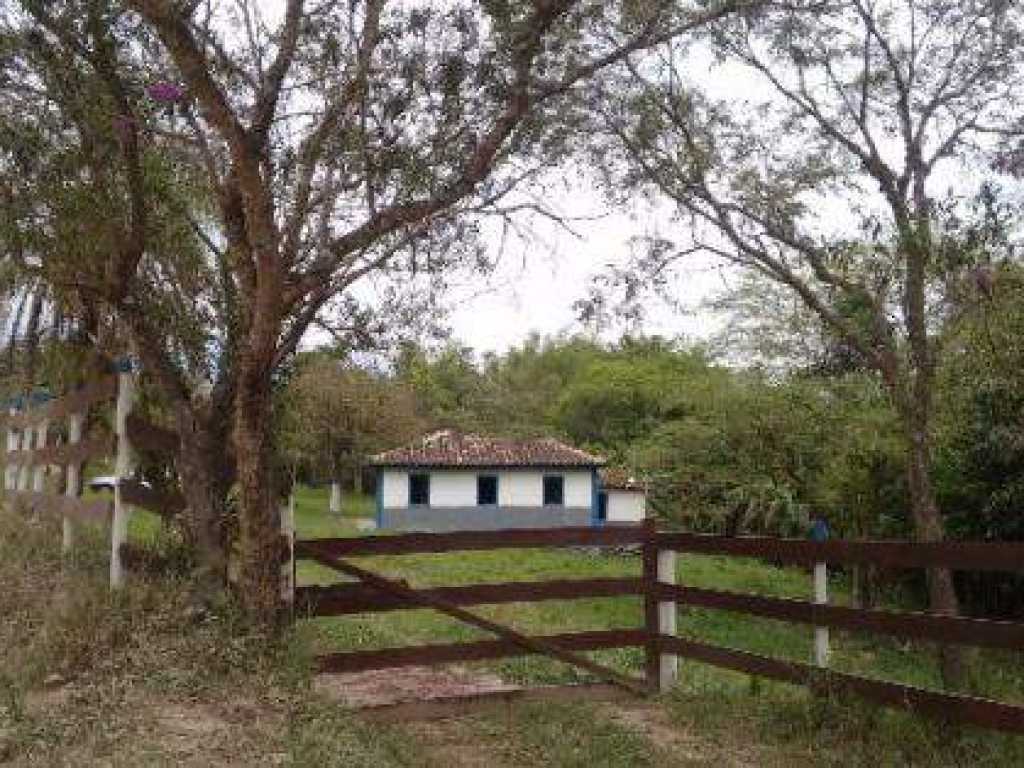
{"left": 176, "top": 405, "right": 235, "bottom": 594}
{"left": 897, "top": 211, "right": 964, "bottom": 687}
{"left": 905, "top": 422, "right": 964, "bottom": 687}
{"left": 235, "top": 358, "right": 282, "bottom": 623}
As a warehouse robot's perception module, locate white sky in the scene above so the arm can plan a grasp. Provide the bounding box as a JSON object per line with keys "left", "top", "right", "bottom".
{"left": 439, "top": 193, "right": 730, "bottom": 354}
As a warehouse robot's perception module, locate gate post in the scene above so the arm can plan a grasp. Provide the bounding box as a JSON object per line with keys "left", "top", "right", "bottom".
{"left": 32, "top": 415, "right": 49, "bottom": 494}
{"left": 657, "top": 545, "right": 678, "bottom": 691}
{"left": 111, "top": 360, "right": 136, "bottom": 589}
{"left": 813, "top": 561, "right": 830, "bottom": 667}
{"left": 63, "top": 411, "right": 84, "bottom": 555}
{"left": 17, "top": 403, "right": 32, "bottom": 492}
{"left": 811, "top": 518, "right": 830, "bottom": 668}
{"left": 642, "top": 518, "right": 660, "bottom": 693}
{"left": 4, "top": 403, "right": 17, "bottom": 492}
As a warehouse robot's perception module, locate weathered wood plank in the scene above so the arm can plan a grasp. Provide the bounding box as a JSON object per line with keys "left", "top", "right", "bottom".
{"left": 6, "top": 435, "right": 113, "bottom": 467}
{"left": 661, "top": 584, "right": 1024, "bottom": 651}
{"left": 296, "top": 526, "right": 645, "bottom": 558}
{"left": 5, "top": 491, "right": 111, "bottom": 521}
{"left": 657, "top": 532, "right": 1024, "bottom": 573}
{"left": 2, "top": 376, "right": 118, "bottom": 429}
{"left": 52, "top": 376, "right": 118, "bottom": 419}
{"left": 297, "top": 577, "right": 644, "bottom": 616}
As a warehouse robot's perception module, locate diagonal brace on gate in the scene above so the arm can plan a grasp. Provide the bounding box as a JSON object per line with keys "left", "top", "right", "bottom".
{"left": 302, "top": 543, "right": 650, "bottom": 696}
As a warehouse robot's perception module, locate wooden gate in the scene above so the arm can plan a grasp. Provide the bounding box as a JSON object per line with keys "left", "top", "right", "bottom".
{"left": 294, "top": 523, "right": 670, "bottom": 709}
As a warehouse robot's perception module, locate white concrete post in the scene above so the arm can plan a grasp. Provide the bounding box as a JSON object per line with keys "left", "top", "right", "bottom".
{"left": 281, "top": 493, "right": 296, "bottom": 606}
{"left": 658, "top": 548, "right": 678, "bottom": 692}
{"left": 31, "top": 418, "right": 49, "bottom": 493}
{"left": 111, "top": 365, "right": 136, "bottom": 589}
{"left": 4, "top": 407, "right": 17, "bottom": 492}
{"left": 813, "top": 561, "right": 830, "bottom": 668}
{"left": 63, "top": 412, "right": 84, "bottom": 555}
{"left": 329, "top": 480, "right": 342, "bottom": 515}
{"left": 17, "top": 414, "right": 33, "bottom": 492}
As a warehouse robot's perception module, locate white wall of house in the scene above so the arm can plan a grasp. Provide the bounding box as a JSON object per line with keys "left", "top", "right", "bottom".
{"left": 606, "top": 489, "right": 646, "bottom": 523}
{"left": 380, "top": 468, "right": 593, "bottom": 509}
{"left": 381, "top": 469, "right": 410, "bottom": 509}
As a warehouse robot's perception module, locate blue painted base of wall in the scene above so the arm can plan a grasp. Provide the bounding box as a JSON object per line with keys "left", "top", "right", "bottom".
{"left": 380, "top": 506, "right": 593, "bottom": 532}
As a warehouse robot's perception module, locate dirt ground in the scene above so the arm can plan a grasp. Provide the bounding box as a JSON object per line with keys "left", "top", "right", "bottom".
{"left": 6, "top": 667, "right": 776, "bottom": 768}
{"left": 312, "top": 666, "right": 520, "bottom": 708}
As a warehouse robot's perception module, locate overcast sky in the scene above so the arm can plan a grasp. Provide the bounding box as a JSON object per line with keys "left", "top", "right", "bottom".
{"left": 438, "top": 193, "right": 731, "bottom": 355}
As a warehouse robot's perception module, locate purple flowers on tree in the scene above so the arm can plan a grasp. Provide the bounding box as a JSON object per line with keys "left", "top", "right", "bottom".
{"left": 147, "top": 81, "right": 184, "bottom": 103}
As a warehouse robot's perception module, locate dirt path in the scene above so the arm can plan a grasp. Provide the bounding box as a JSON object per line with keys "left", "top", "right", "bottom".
{"left": 312, "top": 666, "right": 520, "bottom": 709}
{"left": 9, "top": 671, "right": 809, "bottom": 767}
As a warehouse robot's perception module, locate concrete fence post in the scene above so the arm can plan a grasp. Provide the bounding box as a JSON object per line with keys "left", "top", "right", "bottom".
{"left": 17, "top": 408, "right": 32, "bottom": 492}
{"left": 658, "top": 546, "right": 679, "bottom": 692}
{"left": 329, "top": 480, "right": 342, "bottom": 515}
{"left": 4, "top": 406, "right": 17, "bottom": 492}
{"left": 63, "top": 412, "right": 84, "bottom": 555}
{"left": 32, "top": 417, "right": 49, "bottom": 493}
{"left": 810, "top": 517, "right": 830, "bottom": 668}
{"left": 813, "top": 561, "right": 830, "bottom": 668}
{"left": 111, "top": 362, "right": 136, "bottom": 589}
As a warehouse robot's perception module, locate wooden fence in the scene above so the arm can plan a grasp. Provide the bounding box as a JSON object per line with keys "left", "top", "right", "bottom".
{"left": 1, "top": 361, "right": 183, "bottom": 588}
{"left": 295, "top": 522, "right": 1024, "bottom": 733}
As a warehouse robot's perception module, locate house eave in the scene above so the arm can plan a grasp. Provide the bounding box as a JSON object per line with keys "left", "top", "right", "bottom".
{"left": 372, "top": 461, "right": 607, "bottom": 471}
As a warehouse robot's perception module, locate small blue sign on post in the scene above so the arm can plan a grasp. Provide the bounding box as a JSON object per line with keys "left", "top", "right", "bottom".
{"left": 810, "top": 517, "right": 830, "bottom": 543}
{"left": 112, "top": 357, "right": 136, "bottom": 374}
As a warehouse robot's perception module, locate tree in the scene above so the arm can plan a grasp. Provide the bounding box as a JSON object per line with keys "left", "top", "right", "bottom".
{"left": 593, "top": 0, "right": 1024, "bottom": 682}
{"left": 395, "top": 341, "right": 486, "bottom": 430}
{"left": 5, "top": 0, "right": 743, "bottom": 618}
{"left": 553, "top": 340, "right": 710, "bottom": 449}
{"left": 280, "top": 353, "right": 423, "bottom": 509}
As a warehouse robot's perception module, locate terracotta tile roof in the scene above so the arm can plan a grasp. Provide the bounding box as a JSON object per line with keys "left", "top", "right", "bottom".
{"left": 600, "top": 467, "right": 645, "bottom": 492}
{"left": 371, "top": 430, "right": 605, "bottom": 468}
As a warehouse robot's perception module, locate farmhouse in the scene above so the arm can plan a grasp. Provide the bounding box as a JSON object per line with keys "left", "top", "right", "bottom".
{"left": 372, "top": 429, "right": 631, "bottom": 531}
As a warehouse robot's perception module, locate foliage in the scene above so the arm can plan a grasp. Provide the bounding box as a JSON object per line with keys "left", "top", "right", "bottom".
{"left": 279, "top": 350, "right": 424, "bottom": 485}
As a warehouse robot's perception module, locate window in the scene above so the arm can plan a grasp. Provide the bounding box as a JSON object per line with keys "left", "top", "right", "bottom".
{"left": 409, "top": 473, "right": 430, "bottom": 506}
{"left": 477, "top": 475, "right": 498, "bottom": 506}
{"left": 543, "top": 475, "right": 564, "bottom": 506}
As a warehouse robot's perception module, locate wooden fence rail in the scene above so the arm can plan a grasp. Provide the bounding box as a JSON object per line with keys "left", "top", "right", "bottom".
{"left": 657, "top": 531, "right": 1024, "bottom": 572}
{"left": 295, "top": 524, "right": 1024, "bottom": 733}
{"left": 294, "top": 525, "right": 646, "bottom": 559}
{"left": 298, "top": 577, "right": 643, "bottom": 616}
